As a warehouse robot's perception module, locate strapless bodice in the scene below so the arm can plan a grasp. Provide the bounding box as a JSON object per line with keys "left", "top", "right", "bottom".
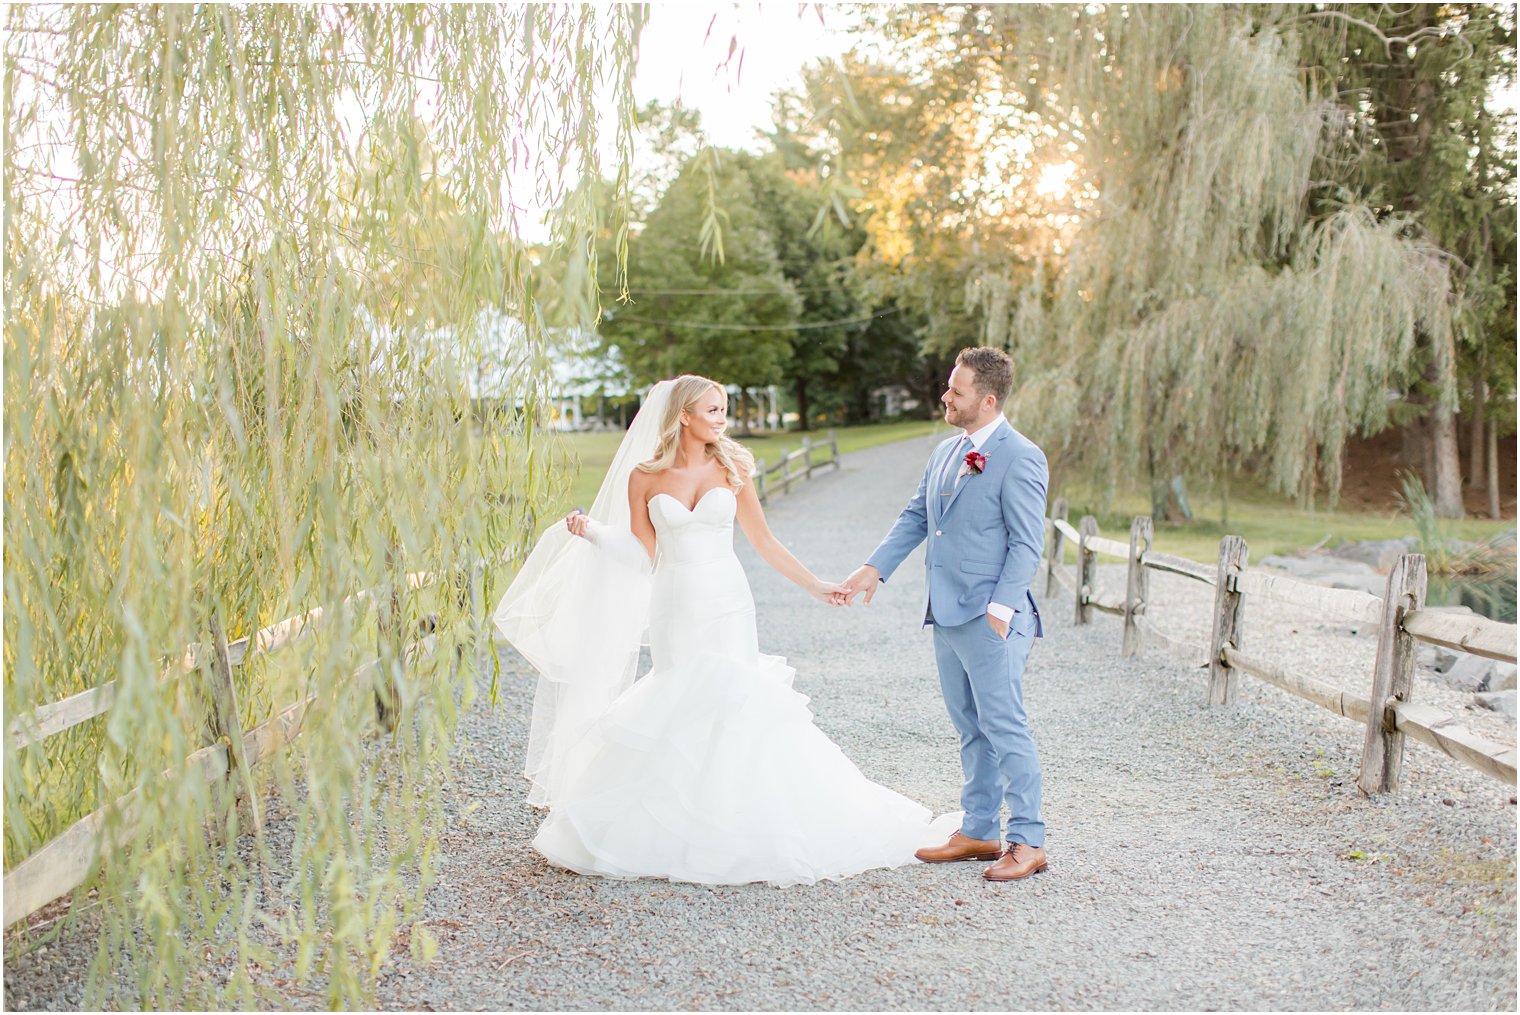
{"left": 649, "top": 487, "right": 737, "bottom": 566}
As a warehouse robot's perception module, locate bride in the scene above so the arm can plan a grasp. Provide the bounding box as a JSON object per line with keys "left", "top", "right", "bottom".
{"left": 494, "top": 375, "right": 954, "bottom": 886}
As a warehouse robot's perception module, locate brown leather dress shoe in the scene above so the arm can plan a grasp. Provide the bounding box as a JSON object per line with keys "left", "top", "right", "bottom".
{"left": 983, "top": 842, "right": 1049, "bottom": 881}
{"left": 915, "top": 830, "right": 1004, "bottom": 863}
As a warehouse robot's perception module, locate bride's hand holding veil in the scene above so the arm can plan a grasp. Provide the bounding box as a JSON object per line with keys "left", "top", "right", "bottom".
{"left": 564, "top": 508, "right": 652, "bottom": 573}
{"left": 493, "top": 381, "right": 675, "bottom": 807}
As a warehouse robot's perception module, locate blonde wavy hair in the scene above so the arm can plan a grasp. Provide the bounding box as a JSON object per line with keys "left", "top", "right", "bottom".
{"left": 636, "top": 375, "right": 755, "bottom": 490}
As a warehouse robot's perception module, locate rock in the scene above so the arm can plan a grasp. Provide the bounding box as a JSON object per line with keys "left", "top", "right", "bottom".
{"left": 1440, "top": 654, "right": 1498, "bottom": 693}
{"left": 1419, "top": 646, "right": 1461, "bottom": 673}
{"left": 1416, "top": 644, "right": 1462, "bottom": 674}
{"left": 1473, "top": 690, "right": 1517, "bottom": 718}
{"left": 1492, "top": 663, "right": 1517, "bottom": 692}
{"left": 1422, "top": 647, "right": 1459, "bottom": 677}
{"left": 1259, "top": 554, "right": 1381, "bottom": 579}
{"left": 1327, "top": 538, "right": 1419, "bottom": 571}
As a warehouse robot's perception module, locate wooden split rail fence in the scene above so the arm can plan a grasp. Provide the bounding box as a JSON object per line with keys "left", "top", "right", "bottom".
{"left": 2, "top": 565, "right": 472, "bottom": 929}
{"left": 1043, "top": 498, "right": 1518, "bottom": 792}
{"left": 3, "top": 427, "right": 844, "bottom": 931}
{"left": 755, "top": 430, "right": 841, "bottom": 504}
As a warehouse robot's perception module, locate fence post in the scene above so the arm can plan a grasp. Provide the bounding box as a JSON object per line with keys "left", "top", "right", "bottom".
{"left": 1046, "top": 497, "right": 1068, "bottom": 598}
{"left": 1208, "top": 535, "right": 1249, "bottom": 705}
{"left": 756, "top": 458, "right": 767, "bottom": 504}
{"left": 377, "top": 543, "right": 403, "bottom": 731}
{"left": 207, "top": 611, "right": 262, "bottom": 835}
{"left": 1122, "top": 515, "right": 1153, "bottom": 658}
{"left": 1075, "top": 515, "right": 1098, "bottom": 625}
{"left": 803, "top": 436, "right": 814, "bottom": 477}
{"left": 829, "top": 428, "right": 840, "bottom": 471}
{"left": 1357, "top": 553, "right": 1428, "bottom": 794}
{"left": 453, "top": 561, "right": 476, "bottom": 667}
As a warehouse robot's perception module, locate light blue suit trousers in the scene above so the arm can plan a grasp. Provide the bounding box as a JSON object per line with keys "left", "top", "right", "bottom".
{"left": 867, "top": 419, "right": 1048, "bottom": 846}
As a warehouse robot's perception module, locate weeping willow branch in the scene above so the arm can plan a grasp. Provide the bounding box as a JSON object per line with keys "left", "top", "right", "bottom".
{"left": 882, "top": 5, "right": 1460, "bottom": 508}
{"left": 4, "top": 4, "right": 644, "bottom": 1006}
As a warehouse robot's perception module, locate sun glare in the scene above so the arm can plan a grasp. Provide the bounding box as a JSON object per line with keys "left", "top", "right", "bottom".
{"left": 1035, "top": 160, "right": 1077, "bottom": 199}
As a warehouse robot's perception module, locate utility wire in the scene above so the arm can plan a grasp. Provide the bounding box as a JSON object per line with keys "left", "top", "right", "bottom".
{"left": 620, "top": 283, "right": 857, "bottom": 295}
{"left": 605, "top": 307, "right": 900, "bottom": 332}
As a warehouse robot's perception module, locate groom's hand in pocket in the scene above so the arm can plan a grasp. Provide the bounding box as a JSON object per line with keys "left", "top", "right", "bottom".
{"left": 987, "top": 614, "right": 1010, "bottom": 639}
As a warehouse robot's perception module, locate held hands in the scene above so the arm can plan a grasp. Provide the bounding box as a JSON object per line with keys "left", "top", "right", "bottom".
{"left": 837, "top": 564, "right": 881, "bottom": 606}
{"left": 810, "top": 579, "right": 851, "bottom": 606}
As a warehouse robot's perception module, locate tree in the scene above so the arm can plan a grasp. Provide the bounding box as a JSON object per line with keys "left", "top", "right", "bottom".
{"left": 542, "top": 90, "right": 936, "bottom": 430}
{"left": 4, "top": 6, "right": 644, "bottom": 1005}
{"left": 760, "top": 57, "right": 1040, "bottom": 424}
{"left": 866, "top": 5, "right": 1467, "bottom": 519}
{"left": 786, "top": 52, "right": 1064, "bottom": 358}
{"left": 629, "top": 100, "right": 708, "bottom": 221}
{"left": 735, "top": 151, "right": 862, "bottom": 428}
{"left": 602, "top": 148, "right": 801, "bottom": 414}
{"left": 1289, "top": 3, "right": 1517, "bottom": 518}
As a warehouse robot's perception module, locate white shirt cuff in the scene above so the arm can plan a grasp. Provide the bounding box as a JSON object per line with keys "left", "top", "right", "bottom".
{"left": 987, "top": 601, "right": 1014, "bottom": 623}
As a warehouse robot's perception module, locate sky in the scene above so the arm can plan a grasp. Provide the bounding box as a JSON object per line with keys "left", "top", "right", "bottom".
{"left": 632, "top": 4, "right": 861, "bottom": 151}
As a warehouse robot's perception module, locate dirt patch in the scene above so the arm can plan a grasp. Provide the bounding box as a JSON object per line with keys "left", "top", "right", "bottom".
{"left": 1337, "top": 429, "right": 1516, "bottom": 518}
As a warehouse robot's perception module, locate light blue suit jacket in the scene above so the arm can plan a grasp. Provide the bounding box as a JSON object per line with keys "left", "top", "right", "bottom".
{"left": 867, "top": 419, "right": 1048, "bottom": 631}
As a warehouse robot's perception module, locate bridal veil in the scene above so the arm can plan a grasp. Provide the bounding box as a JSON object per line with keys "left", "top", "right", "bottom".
{"left": 493, "top": 380, "right": 672, "bottom": 806}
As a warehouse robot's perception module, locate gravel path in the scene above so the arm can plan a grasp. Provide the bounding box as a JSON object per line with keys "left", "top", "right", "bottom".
{"left": 6, "top": 432, "right": 1515, "bottom": 1010}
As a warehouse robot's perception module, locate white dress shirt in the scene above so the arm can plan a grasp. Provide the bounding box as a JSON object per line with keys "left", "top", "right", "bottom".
{"left": 957, "top": 417, "right": 1016, "bottom": 626}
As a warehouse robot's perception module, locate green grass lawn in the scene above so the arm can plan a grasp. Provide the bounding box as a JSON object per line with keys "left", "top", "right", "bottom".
{"left": 1062, "top": 487, "right": 1515, "bottom": 564}
{"left": 543, "top": 420, "right": 1513, "bottom": 569}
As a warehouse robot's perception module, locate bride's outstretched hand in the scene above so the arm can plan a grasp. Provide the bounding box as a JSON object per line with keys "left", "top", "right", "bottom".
{"left": 565, "top": 509, "right": 590, "bottom": 539}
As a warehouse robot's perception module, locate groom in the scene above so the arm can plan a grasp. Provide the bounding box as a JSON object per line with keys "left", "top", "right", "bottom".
{"left": 841, "top": 347, "right": 1049, "bottom": 882}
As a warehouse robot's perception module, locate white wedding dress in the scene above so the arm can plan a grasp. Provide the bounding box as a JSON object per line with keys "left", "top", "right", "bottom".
{"left": 530, "top": 486, "right": 955, "bottom": 886}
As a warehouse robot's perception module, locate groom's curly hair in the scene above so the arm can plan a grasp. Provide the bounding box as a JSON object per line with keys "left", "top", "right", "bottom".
{"left": 956, "top": 347, "right": 1014, "bottom": 407}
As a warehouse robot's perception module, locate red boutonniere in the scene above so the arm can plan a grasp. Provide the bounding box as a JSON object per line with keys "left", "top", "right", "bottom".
{"left": 963, "top": 450, "right": 987, "bottom": 475}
